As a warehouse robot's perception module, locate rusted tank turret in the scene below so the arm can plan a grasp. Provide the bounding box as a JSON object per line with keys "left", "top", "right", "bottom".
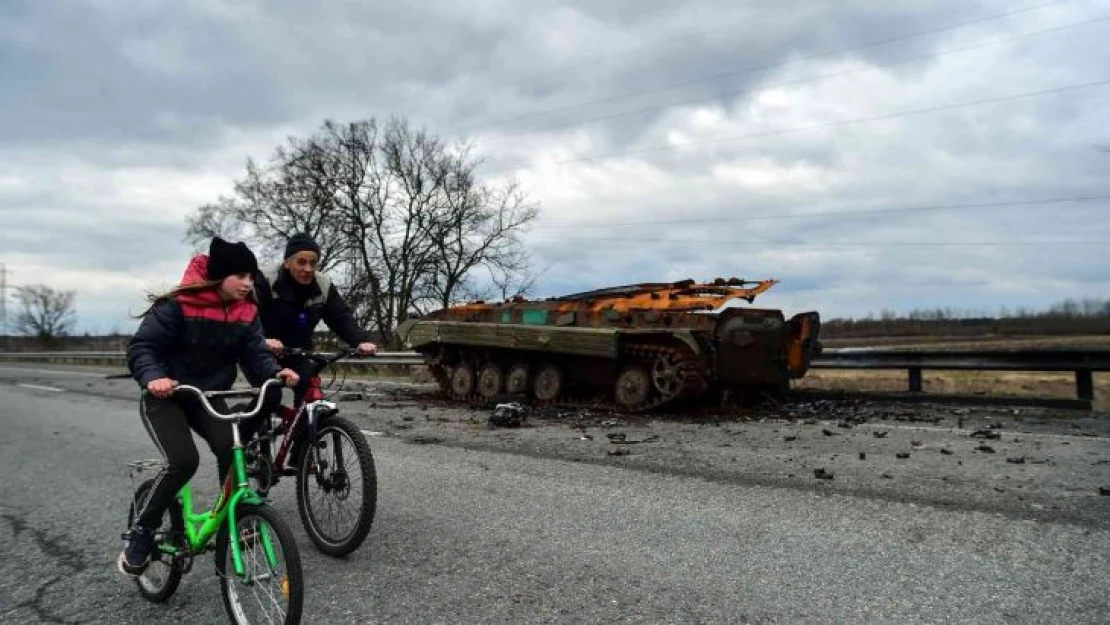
{"left": 397, "top": 278, "right": 820, "bottom": 412}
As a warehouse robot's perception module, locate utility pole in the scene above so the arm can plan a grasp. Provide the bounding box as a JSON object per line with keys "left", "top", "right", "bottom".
{"left": 0, "top": 264, "right": 8, "bottom": 349}
{"left": 0, "top": 263, "right": 8, "bottom": 332}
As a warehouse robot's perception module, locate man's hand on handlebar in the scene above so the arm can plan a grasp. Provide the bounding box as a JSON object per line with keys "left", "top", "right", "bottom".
{"left": 276, "top": 368, "right": 300, "bottom": 387}
{"left": 356, "top": 342, "right": 378, "bottom": 356}
{"left": 146, "top": 377, "right": 179, "bottom": 399}
{"left": 265, "top": 338, "right": 285, "bottom": 355}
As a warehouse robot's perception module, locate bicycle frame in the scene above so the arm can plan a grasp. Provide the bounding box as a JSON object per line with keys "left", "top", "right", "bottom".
{"left": 153, "top": 381, "right": 284, "bottom": 578}
{"left": 269, "top": 375, "right": 336, "bottom": 473}
{"left": 169, "top": 448, "right": 277, "bottom": 578}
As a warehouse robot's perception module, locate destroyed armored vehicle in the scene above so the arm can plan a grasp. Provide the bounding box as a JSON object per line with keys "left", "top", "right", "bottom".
{"left": 397, "top": 278, "right": 820, "bottom": 412}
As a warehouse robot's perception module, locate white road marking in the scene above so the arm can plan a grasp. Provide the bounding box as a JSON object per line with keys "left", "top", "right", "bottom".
{"left": 361, "top": 430, "right": 386, "bottom": 437}
{"left": 0, "top": 366, "right": 114, "bottom": 378}
{"left": 16, "top": 383, "right": 64, "bottom": 392}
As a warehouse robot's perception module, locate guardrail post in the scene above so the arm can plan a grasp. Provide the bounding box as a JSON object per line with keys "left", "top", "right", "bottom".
{"left": 1076, "top": 369, "right": 1094, "bottom": 402}
{"left": 908, "top": 367, "right": 923, "bottom": 393}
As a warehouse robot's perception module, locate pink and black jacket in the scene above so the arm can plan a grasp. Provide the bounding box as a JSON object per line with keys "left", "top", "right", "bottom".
{"left": 127, "top": 255, "right": 281, "bottom": 391}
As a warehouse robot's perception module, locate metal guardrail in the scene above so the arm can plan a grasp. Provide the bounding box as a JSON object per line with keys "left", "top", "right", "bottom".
{"left": 810, "top": 349, "right": 1109, "bottom": 403}
{"left": 2, "top": 348, "right": 1105, "bottom": 405}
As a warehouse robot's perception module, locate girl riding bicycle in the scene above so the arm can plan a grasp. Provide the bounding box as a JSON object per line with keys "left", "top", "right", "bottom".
{"left": 119, "top": 237, "right": 299, "bottom": 577}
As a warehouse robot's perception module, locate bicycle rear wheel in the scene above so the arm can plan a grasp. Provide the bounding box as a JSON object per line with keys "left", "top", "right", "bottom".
{"left": 125, "top": 478, "right": 185, "bottom": 602}
{"left": 215, "top": 503, "right": 304, "bottom": 625}
{"left": 296, "top": 414, "right": 377, "bottom": 556}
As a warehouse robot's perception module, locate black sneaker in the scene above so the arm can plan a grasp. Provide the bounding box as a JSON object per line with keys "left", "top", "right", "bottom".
{"left": 117, "top": 526, "right": 155, "bottom": 577}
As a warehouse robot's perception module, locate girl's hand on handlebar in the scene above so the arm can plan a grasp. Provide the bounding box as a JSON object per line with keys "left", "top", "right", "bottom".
{"left": 276, "top": 368, "right": 300, "bottom": 387}
{"left": 356, "top": 341, "right": 378, "bottom": 356}
{"left": 147, "top": 377, "right": 178, "bottom": 399}
{"left": 265, "top": 338, "right": 285, "bottom": 355}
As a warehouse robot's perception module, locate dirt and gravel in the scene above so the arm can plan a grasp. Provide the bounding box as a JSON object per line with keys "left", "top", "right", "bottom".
{"left": 335, "top": 378, "right": 1110, "bottom": 528}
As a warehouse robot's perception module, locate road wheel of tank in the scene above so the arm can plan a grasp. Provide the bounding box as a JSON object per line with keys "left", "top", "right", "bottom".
{"left": 505, "top": 363, "right": 530, "bottom": 395}
{"left": 651, "top": 351, "right": 686, "bottom": 398}
{"left": 532, "top": 365, "right": 564, "bottom": 402}
{"left": 614, "top": 365, "right": 651, "bottom": 409}
{"left": 477, "top": 364, "right": 504, "bottom": 400}
{"left": 450, "top": 364, "right": 476, "bottom": 399}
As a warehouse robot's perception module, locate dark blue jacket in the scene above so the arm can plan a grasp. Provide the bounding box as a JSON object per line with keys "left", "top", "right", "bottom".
{"left": 127, "top": 256, "right": 281, "bottom": 391}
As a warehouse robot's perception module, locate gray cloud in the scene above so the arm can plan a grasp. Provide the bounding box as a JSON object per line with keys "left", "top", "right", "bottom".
{"left": 2, "top": 0, "right": 1108, "bottom": 333}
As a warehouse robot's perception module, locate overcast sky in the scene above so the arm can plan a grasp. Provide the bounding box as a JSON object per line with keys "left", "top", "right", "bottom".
{"left": 2, "top": 0, "right": 1109, "bottom": 334}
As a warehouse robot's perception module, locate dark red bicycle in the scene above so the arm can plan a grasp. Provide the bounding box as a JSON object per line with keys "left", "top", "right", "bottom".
{"left": 247, "top": 347, "right": 377, "bottom": 557}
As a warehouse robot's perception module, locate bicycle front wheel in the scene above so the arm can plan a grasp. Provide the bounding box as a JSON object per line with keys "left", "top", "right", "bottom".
{"left": 296, "top": 414, "right": 377, "bottom": 557}
{"left": 215, "top": 503, "right": 304, "bottom": 625}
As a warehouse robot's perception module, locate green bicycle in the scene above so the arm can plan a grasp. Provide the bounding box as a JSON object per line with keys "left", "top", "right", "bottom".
{"left": 124, "top": 378, "right": 304, "bottom": 624}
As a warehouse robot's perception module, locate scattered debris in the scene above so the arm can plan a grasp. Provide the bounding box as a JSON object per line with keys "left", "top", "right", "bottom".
{"left": 881, "top": 473, "right": 894, "bottom": 479}
{"left": 1006, "top": 456, "right": 1026, "bottom": 464}
{"left": 970, "top": 429, "right": 1001, "bottom": 440}
{"left": 784, "top": 435, "right": 798, "bottom": 442}
{"left": 911, "top": 440, "right": 926, "bottom": 450}
{"left": 940, "top": 448, "right": 954, "bottom": 455}
{"left": 607, "top": 448, "right": 631, "bottom": 457}
{"left": 822, "top": 429, "right": 839, "bottom": 437}
{"left": 814, "top": 468, "right": 834, "bottom": 480}
{"left": 489, "top": 402, "right": 526, "bottom": 428}
{"left": 607, "top": 433, "right": 660, "bottom": 445}
{"left": 896, "top": 452, "right": 910, "bottom": 459}
{"left": 1100, "top": 487, "right": 1110, "bottom": 497}
{"left": 873, "top": 431, "right": 889, "bottom": 439}
{"left": 858, "top": 452, "right": 866, "bottom": 461}
{"left": 406, "top": 435, "right": 442, "bottom": 445}
{"left": 975, "top": 444, "right": 997, "bottom": 454}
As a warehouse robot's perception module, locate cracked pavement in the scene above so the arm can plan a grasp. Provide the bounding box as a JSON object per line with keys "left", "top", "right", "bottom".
{"left": 1, "top": 364, "right": 1108, "bottom": 623}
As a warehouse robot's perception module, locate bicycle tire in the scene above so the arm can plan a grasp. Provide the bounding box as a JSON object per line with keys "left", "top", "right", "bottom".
{"left": 296, "top": 414, "right": 377, "bottom": 557}
{"left": 126, "top": 478, "right": 185, "bottom": 602}
{"left": 215, "top": 503, "right": 304, "bottom": 624}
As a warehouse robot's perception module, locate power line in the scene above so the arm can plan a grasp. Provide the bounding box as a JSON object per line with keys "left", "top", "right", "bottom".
{"left": 533, "top": 194, "right": 1110, "bottom": 230}
{"left": 526, "top": 236, "right": 1109, "bottom": 247}
{"left": 457, "top": 0, "right": 1070, "bottom": 136}
{"left": 479, "top": 14, "right": 1110, "bottom": 142}
{"left": 483, "top": 79, "right": 1110, "bottom": 171}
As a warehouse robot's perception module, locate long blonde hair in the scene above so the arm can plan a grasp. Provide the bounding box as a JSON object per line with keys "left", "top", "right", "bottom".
{"left": 134, "top": 280, "right": 258, "bottom": 318}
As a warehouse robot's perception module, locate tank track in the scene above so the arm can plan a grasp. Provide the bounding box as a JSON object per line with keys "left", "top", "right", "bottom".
{"left": 424, "top": 343, "right": 711, "bottom": 414}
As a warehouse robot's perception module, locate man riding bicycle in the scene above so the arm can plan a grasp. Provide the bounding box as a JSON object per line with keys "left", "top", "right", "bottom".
{"left": 254, "top": 233, "right": 377, "bottom": 459}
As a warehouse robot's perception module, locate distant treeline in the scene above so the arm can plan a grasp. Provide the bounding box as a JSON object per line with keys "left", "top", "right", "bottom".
{"left": 3, "top": 298, "right": 1107, "bottom": 350}
{"left": 823, "top": 298, "right": 1110, "bottom": 338}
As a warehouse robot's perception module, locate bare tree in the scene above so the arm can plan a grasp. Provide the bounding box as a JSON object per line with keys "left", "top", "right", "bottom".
{"left": 423, "top": 146, "right": 540, "bottom": 308}
{"left": 14, "top": 285, "right": 76, "bottom": 346}
{"left": 185, "top": 116, "right": 541, "bottom": 344}
{"left": 186, "top": 140, "right": 355, "bottom": 270}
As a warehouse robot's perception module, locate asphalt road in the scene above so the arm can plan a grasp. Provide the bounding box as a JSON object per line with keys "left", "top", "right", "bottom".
{"left": 1, "top": 364, "right": 1108, "bottom": 624}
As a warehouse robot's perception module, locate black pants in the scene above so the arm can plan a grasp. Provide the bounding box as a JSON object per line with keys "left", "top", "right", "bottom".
{"left": 279, "top": 355, "right": 318, "bottom": 407}
{"left": 134, "top": 390, "right": 279, "bottom": 530}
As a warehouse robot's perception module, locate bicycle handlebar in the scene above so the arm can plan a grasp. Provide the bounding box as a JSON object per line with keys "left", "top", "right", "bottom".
{"left": 172, "top": 378, "right": 284, "bottom": 421}
{"left": 282, "top": 347, "right": 374, "bottom": 363}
